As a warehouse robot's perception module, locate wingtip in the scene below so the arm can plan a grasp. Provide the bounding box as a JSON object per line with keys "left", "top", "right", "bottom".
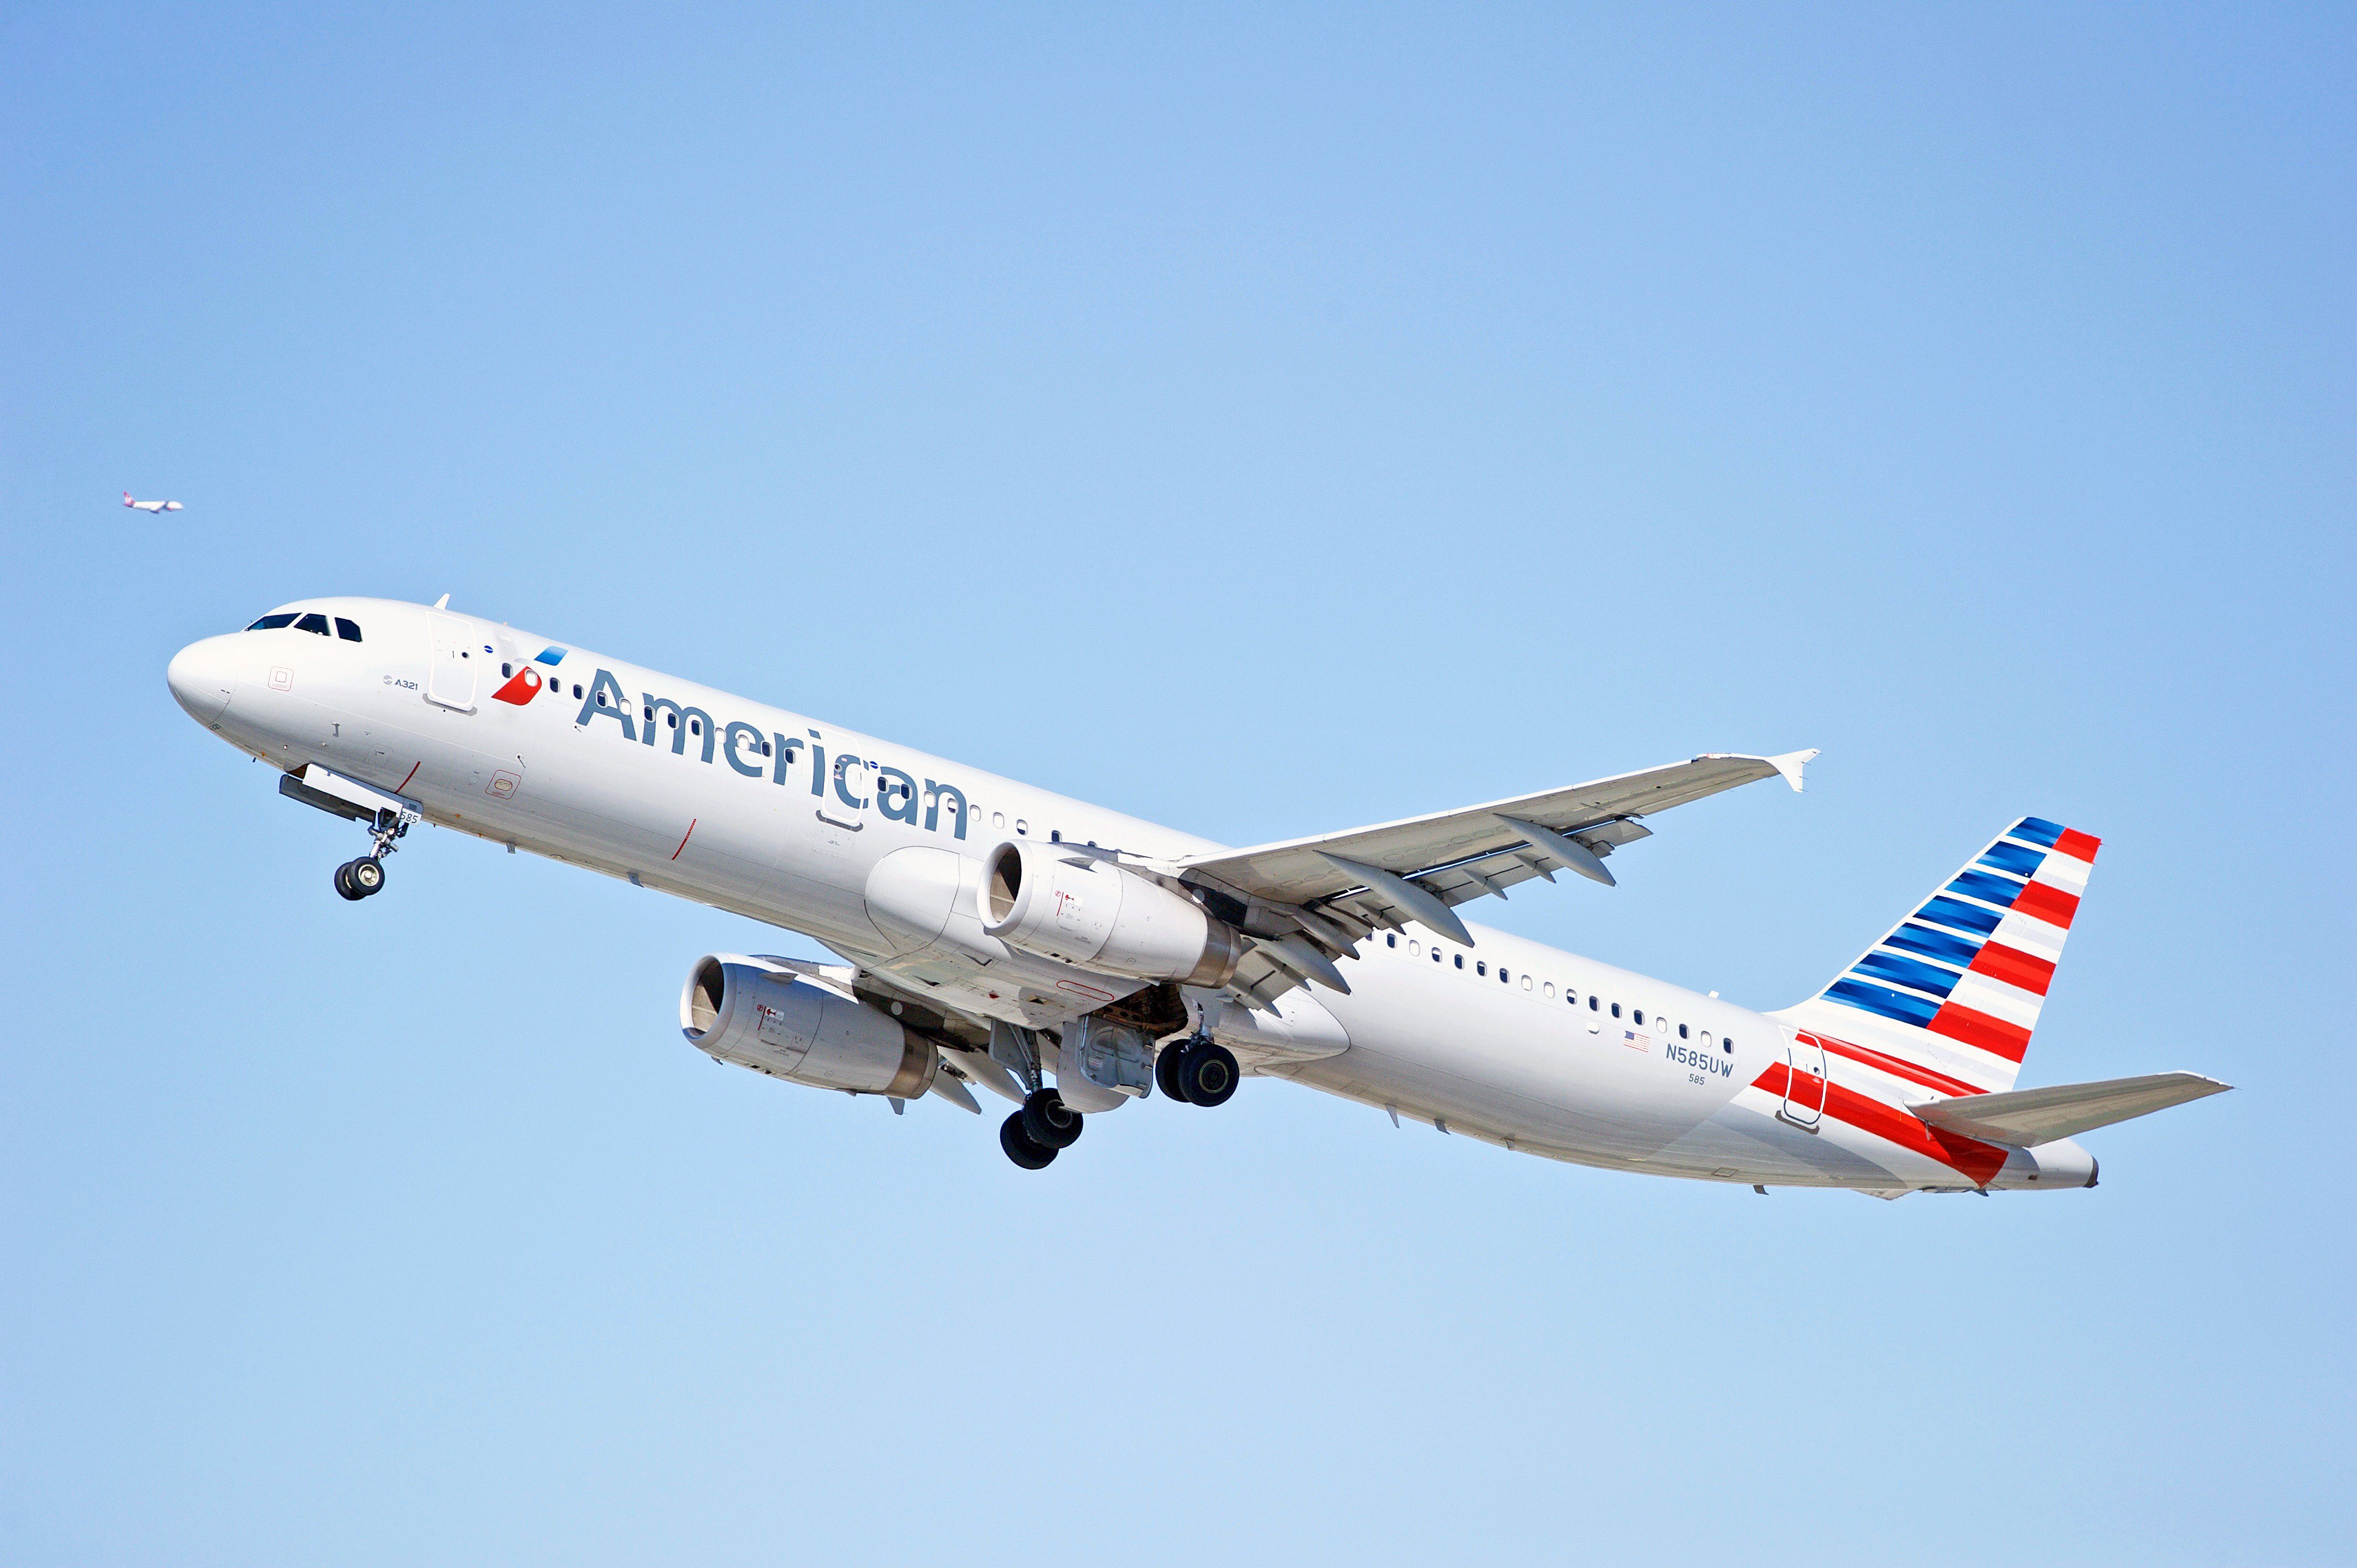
{"left": 1766, "top": 749, "right": 1819, "bottom": 792}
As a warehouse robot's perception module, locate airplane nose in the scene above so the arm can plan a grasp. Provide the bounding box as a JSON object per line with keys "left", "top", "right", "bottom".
{"left": 167, "top": 636, "right": 239, "bottom": 726}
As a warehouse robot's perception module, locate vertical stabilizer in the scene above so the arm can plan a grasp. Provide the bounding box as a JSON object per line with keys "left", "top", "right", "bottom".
{"left": 1771, "top": 817, "right": 2099, "bottom": 1095}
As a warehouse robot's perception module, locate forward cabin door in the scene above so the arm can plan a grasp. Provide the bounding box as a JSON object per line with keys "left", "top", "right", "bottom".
{"left": 1780, "top": 1031, "right": 1827, "bottom": 1129}
{"left": 425, "top": 614, "right": 479, "bottom": 713}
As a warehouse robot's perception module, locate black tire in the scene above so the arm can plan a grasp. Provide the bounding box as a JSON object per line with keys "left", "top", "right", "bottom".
{"left": 333, "top": 861, "right": 364, "bottom": 901}
{"left": 349, "top": 858, "right": 386, "bottom": 896}
{"left": 1000, "top": 1112, "right": 1056, "bottom": 1169}
{"left": 1021, "top": 1087, "right": 1084, "bottom": 1150}
{"left": 1155, "top": 1043, "right": 1192, "bottom": 1103}
{"left": 1179, "top": 1042, "right": 1240, "bottom": 1107}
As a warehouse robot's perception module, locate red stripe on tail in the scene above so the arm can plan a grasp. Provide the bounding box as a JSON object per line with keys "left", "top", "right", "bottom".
{"left": 1927, "top": 1003, "right": 2032, "bottom": 1062}
{"left": 1753, "top": 1061, "right": 2009, "bottom": 1186}
{"left": 1810, "top": 1032, "right": 1990, "bottom": 1098}
{"left": 2010, "top": 881, "right": 2080, "bottom": 930}
{"left": 1968, "top": 941, "right": 2055, "bottom": 997}
{"left": 2053, "top": 828, "right": 2101, "bottom": 863}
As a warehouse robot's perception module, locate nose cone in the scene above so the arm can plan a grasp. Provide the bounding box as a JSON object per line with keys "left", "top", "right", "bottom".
{"left": 167, "top": 636, "right": 239, "bottom": 726}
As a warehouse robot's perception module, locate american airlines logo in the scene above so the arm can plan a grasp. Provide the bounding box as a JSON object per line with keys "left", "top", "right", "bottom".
{"left": 574, "top": 667, "right": 975, "bottom": 838}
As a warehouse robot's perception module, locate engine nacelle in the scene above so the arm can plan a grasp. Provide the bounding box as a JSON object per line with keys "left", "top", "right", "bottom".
{"left": 979, "top": 840, "right": 1242, "bottom": 988}
{"left": 680, "top": 956, "right": 937, "bottom": 1098}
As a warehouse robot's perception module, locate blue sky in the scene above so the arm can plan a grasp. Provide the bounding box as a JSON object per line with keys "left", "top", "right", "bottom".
{"left": 3, "top": 4, "right": 2350, "bottom": 1563}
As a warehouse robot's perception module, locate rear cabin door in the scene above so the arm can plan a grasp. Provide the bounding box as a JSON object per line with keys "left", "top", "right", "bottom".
{"left": 1781, "top": 1031, "right": 1828, "bottom": 1129}
{"left": 426, "top": 614, "right": 479, "bottom": 712}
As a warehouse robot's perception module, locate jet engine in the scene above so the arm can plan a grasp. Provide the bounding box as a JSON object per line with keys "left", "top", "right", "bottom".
{"left": 680, "top": 956, "right": 938, "bottom": 1098}
{"left": 979, "top": 840, "right": 1243, "bottom": 987}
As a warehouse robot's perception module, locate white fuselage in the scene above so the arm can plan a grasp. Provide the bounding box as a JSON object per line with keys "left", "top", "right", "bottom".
{"left": 167, "top": 597, "right": 2094, "bottom": 1194}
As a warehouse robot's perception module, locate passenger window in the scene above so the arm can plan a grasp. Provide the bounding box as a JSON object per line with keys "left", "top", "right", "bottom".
{"left": 573, "top": 684, "right": 583, "bottom": 699}
{"left": 1588, "top": 996, "right": 1599, "bottom": 1010}
{"left": 1611, "top": 1003, "right": 1622, "bottom": 1018}
{"left": 1723, "top": 1036, "right": 1736, "bottom": 1054}
{"left": 1700, "top": 1030, "right": 1712, "bottom": 1046}
{"left": 246, "top": 613, "right": 297, "bottom": 630}
{"left": 1543, "top": 982, "right": 1555, "bottom": 998}
{"left": 1498, "top": 968, "right": 1509, "bottom": 983}
{"left": 1453, "top": 954, "right": 1463, "bottom": 969}
{"left": 1432, "top": 948, "right": 1441, "bottom": 963}
{"left": 1476, "top": 962, "right": 1487, "bottom": 976}
{"left": 1386, "top": 933, "right": 1397, "bottom": 948}
{"left": 1015, "top": 820, "right": 1028, "bottom": 835}
{"left": 760, "top": 741, "right": 772, "bottom": 756}
{"left": 1634, "top": 1009, "right": 1645, "bottom": 1025}
{"left": 1679, "top": 1024, "right": 1689, "bottom": 1039}
{"left": 334, "top": 618, "right": 362, "bottom": 642}
{"left": 666, "top": 712, "right": 677, "bottom": 728}
{"left": 689, "top": 719, "right": 701, "bottom": 735}
{"left": 597, "top": 690, "right": 610, "bottom": 706}
{"left": 993, "top": 812, "right": 1006, "bottom": 828}
{"left": 1409, "top": 941, "right": 1421, "bottom": 957}
{"left": 1522, "top": 975, "right": 1533, "bottom": 991}
{"left": 502, "top": 663, "right": 513, "bottom": 677}
{"left": 295, "top": 612, "right": 330, "bottom": 635}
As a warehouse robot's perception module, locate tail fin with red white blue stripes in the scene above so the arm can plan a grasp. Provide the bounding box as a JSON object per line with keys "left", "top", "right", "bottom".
{"left": 1770, "top": 817, "right": 2100, "bottom": 1095}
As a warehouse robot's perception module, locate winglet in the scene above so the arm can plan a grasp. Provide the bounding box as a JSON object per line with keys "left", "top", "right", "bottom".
{"left": 1767, "top": 749, "right": 1818, "bottom": 793}
{"left": 433, "top": 593, "right": 451, "bottom": 610}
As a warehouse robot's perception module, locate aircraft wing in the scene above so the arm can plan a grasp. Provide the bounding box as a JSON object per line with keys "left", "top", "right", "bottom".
{"left": 1175, "top": 750, "right": 1813, "bottom": 1002}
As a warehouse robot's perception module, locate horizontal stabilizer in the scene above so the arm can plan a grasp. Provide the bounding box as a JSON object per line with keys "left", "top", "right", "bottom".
{"left": 1910, "top": 1072, "right": 2230, "bottom": 1148}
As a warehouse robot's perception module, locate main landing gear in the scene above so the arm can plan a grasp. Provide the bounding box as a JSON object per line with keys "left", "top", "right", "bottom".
{"left": 991, "top": 1028, "right": 1242, "bottom": 1170}
{"left": 332, "top": 804, "right": 409, "bottom": 902}
{"left": 994, "top": 1024, "right": 1081, "bottom": 1170}
{"left": 1001, "top": 1087, "right": 1083, "bottom": 1169}
{"left": 1157, "top": 1038, "right": 1240, "bottom": 1107}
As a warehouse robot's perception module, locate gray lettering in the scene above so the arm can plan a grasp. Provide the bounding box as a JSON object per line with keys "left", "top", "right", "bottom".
{"left": 876, "top": 766, "right": 920, "bottom": 824}
{"left": 578, "top": 669, "right": 635, "bottom": 741}
{"left": 644, "top": 695, "right": 716, "bottom": 763}
{"left": 722, "top": 721, "right": 765, "bottom": 778}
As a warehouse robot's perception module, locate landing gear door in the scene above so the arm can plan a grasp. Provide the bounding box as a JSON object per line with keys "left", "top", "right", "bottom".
{"left": 426, "top": 613, "right": 478, "bottom": 713}
{"left": 1780, "top": 1030, "right": 1827, "bottom": 1129}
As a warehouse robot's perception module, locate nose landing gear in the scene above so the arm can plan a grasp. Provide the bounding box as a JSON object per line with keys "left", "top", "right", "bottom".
{"left": 333, "top": 856, "right": 388, "bottom": 900}
{"left": 278, "top": 765, "right": 418, "bottom": 905}
{"left": 331, "top": 806, "right": 408, "bottom": 901}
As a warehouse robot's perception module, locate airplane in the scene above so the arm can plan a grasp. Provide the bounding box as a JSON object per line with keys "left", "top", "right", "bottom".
{"left": 166, "top": 596, "right": 2230, "bottom": 1190}
{"left": 124, "top": 492, "right": 184, "bottom": 514}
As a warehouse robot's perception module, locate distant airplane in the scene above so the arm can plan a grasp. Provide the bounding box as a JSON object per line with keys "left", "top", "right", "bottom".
{"left": 123, "top": 492, "right": 183, "bottom": 514}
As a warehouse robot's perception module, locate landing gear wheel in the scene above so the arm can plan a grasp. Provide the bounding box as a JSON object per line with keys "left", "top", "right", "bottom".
{"left": 348, "top": 858, "right": 385, "bottom": 896}
{"left": 1156, "top": 1043, "right": 1192, "bottom": 1103}
{"left": 1020, "top": 1087, "right": 1083, "bottom": 1150}
{"left": 1177, "top": 1042, "right": 1240, "bottom": 1107}
{"left": 1000, "top": 1112, "right": 1057, "bottom": 1169}
{"left": 333, "top": 861, "right": 363, "bottom": 901}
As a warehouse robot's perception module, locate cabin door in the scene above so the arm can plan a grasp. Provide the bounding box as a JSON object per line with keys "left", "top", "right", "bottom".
{"left": 1780, "top": 1031, "right": 1827, "bottom": 1129}
{"left": 425, "top": 614, "right": 479, "bottom": 713}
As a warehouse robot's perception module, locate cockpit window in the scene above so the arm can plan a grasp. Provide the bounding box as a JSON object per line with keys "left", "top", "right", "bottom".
{"left": 295, "top": 613, "right": 331, "bottom": 635}
{"left": 334, "top": 617, "right": 362, "bottom": 642}
{"left": 247, "top": 613, "right": 298, "bottom": 630}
